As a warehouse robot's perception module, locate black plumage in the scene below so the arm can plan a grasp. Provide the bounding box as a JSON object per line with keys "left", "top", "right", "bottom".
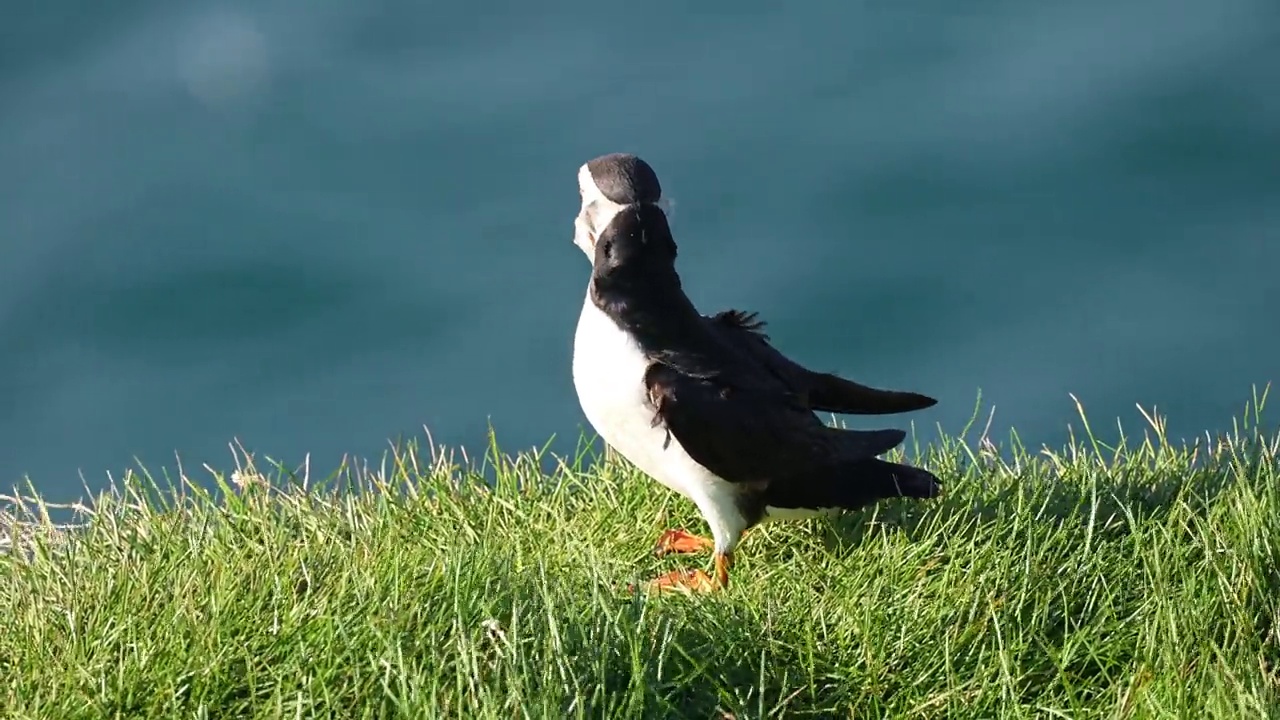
{"left": 589, "top": 203, "right": 940, "bottom": 533}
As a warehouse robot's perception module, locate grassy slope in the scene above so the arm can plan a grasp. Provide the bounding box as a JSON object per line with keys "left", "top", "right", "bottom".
{"left": 2, "top": 398, "right": 1279, "bottom": 719}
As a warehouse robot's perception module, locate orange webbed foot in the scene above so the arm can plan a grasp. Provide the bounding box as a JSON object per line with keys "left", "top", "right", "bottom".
{"left": 653, "top": 528, "right": 714, "bottom": 557}
{"left": 628, "top": 551, "right": 735, "bottom": 595}
{"left": 643, "top": 569, "right": 718, "bottom": 594}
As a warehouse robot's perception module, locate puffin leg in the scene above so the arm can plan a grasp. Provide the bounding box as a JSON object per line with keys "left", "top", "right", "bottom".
{"left": 653, "top": 528, "right": 714, "bottom": 557}
{"left": 714, "top": 551, "right": 733, "bottom": 589}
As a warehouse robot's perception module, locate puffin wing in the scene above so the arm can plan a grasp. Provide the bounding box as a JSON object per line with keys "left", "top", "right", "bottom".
{"left": 643, "top": 361, "right": 906, "bottom": 486}
{"left": 708, "top": 309, "right": 937, "bottom": 416}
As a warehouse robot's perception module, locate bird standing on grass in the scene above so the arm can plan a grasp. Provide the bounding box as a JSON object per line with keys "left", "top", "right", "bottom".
{"left": 570, "top": 153, "right": 942, "bottom": 593}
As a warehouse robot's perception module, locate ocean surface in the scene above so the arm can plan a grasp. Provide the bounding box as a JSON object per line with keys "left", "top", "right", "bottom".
{"left": 3, "top": 0, "right": 1278, "bottom": 502}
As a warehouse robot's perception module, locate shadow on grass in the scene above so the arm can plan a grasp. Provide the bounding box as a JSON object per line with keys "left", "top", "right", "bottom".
{"left": 821, "top": 389, "right": 1277, "bottom": 550}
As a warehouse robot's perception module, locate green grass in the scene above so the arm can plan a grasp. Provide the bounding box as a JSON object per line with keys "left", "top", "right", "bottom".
{"left": 3, "top": 392, "right": 1279, "bottom": 719}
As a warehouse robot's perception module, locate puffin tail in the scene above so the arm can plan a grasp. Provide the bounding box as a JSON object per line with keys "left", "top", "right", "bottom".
{"left": 858, "top": 458, "right": 943, "bottom": 502}
{"left": 767, "top": 458, "right": 943, "bottom": 514}
{"left": 833, "top": 457, "right": 943, "bottom": 509}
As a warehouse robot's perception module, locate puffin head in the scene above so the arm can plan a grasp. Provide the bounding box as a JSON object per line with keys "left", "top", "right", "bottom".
{"left": 573, "top": 152, "right": 663, "bottom": 259}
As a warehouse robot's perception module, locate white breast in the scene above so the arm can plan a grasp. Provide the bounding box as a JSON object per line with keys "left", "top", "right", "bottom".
{"left": 571, "top": 294, "right": 748, "bottom": 551}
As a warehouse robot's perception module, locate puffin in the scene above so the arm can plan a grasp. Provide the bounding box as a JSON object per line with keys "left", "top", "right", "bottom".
{"left": 570, "top": 153, "right": 942, "bottom": 593}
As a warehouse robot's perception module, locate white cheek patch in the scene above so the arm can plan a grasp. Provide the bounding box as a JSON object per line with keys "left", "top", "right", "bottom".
{"left": 573, "top": 210, "right": 594, "bottom": 257}
{"left": 573, "top": 165, "right": 599, "bottom": 257}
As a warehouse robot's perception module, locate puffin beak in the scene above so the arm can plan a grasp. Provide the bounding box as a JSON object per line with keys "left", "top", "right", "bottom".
{"left": 573, "top": 211, "right": 596, "bottom": 254}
